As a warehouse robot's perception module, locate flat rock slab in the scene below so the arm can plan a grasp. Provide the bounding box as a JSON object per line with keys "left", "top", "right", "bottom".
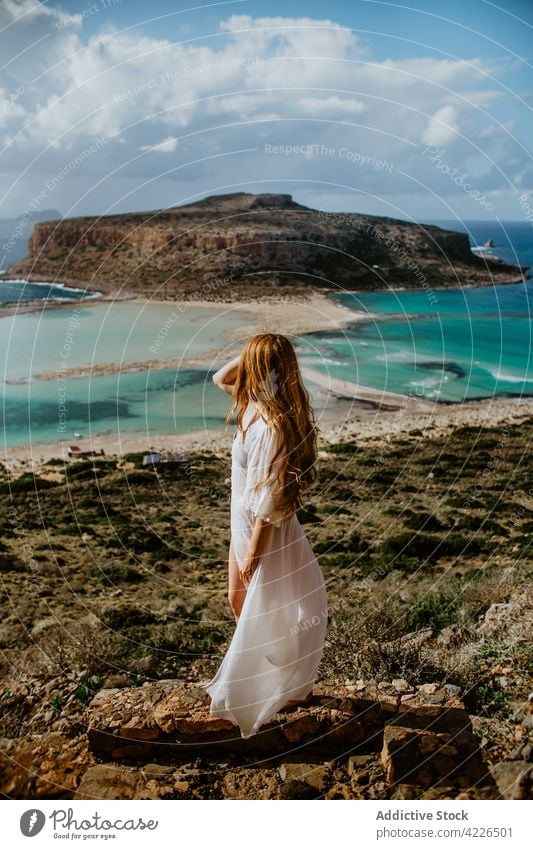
{"left": 84, "top": 679, "right": 488, "bottom": 777}
{"left": 85, "top": 681, "right": 378, "bottom": 758}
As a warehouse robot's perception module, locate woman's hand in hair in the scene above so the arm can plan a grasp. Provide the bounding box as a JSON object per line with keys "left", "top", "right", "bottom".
{"left": 212, "top": 354, "right": 241, "bottom": 396}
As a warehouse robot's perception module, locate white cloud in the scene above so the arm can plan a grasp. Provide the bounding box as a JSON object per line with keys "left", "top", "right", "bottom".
{"left": 300, "top": 96, "right": 366, "bottom": 115}
{"left": 0, "top": 8, "right": 525, "bottom": 218}
{"left": 422, "top": 105, "right": 459, "bottom": 146}
{"left": 139, "top": 136, "right": 178, "bottom": 153}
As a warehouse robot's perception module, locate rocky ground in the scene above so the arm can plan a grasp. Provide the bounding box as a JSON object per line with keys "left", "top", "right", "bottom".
{"left": 0, "top": 417, "right": 531, "bottom": 799}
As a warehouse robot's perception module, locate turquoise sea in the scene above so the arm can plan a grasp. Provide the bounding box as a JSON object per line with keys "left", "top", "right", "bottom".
{"left": 0, "top": 302, "right": 261, "bottom": 449}
{"left": 300, "top": 279, "right": 532, "bottom": 403}
{"left": 1, "top": 221, "right": 531, "bottom": 449}
{"left": 296, "top": 221, "right": 531, "bottom": 404}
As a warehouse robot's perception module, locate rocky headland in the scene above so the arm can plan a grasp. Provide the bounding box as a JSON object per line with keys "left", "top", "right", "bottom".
{"left": 4, "top": 193, "right": 527, "bottom": 300}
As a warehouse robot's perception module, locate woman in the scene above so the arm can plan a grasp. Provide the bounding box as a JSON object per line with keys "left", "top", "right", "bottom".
{"left": 202, "top": 333, "right": 328, "bottom": 739}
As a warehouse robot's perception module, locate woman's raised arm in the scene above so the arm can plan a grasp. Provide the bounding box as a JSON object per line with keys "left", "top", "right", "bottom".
{"left": 212, "top": 354, "right": 241, "bottom": 395}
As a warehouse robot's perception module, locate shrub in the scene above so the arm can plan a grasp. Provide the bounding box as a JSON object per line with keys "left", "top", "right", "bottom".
{"left": 65, "top": 462, "right": 114, "bottom": 481}
{"left": 321, "top": 592, "right": 441, "bottom": 682}
{"left": 314, "top": 529, "right": 368, "bottom": 555}
{"left": 403, "top": 511, "right": 448, "bottom": 532}
{"left": 379, "top": 530, "right": 486, "bottom": 566}
{"left": 96, "top": 562, "right": 147, "bottom": 584}
{"left": 403, "top": 590, "right": 461, "bottom": 634}
{"left": 75, "top": 673, "right": 104, "bottom": 706}
{"left": 123, "top": 471, "right": 159, "bottom": 486}
{"left": 323, "top": 443, "right": 359, "bottom": 456}
{"left": 122, "top": 452, "right": 148, "bottom": 467}
{"left": 297, "top": 504, "right": 320, "bottom": 524}
{"left": 7, "top": 473, "right": 59, "bottom": 493}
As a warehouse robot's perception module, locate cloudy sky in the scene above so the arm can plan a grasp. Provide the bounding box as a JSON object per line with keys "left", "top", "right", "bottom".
{"left": 1, "top": 0, "right": 532, "bottom": 222}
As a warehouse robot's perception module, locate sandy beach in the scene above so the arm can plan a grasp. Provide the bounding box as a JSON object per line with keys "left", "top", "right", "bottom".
{"left": 17, "top": 290, "right": 373, "bottom": 383}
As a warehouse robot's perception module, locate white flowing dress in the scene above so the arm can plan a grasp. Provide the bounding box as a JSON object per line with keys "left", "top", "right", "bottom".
{"left": 203, "top": 402, "right": 328, "bottom": 739}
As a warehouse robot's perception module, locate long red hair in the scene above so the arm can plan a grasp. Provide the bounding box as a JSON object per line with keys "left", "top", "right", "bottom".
{"left": 226, "top": 333, "right": 319, "bottom": 517}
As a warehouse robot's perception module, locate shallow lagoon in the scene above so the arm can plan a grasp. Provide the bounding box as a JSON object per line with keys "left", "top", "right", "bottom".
{"left": 299, "top": 281, "right": 533, "bottom": 403}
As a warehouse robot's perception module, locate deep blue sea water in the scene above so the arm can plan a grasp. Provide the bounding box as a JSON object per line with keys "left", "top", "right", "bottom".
{"left": 0, "top": 277, "right": 99, "bottom": 303}
{"left": 427, "top": 220, "right": 533, "bottom": 270}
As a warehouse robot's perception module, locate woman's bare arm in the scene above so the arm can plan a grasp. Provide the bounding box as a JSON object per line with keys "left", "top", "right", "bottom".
{"left": 212, "top": 354, "right": 241, "bottom": 396}
{"left": 240, "top": 516, "right": 272, "bottom": 586}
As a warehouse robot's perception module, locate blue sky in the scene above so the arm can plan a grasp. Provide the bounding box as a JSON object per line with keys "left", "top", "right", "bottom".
{"left": 1, "top": 0, "right": 532, "bottom": 223}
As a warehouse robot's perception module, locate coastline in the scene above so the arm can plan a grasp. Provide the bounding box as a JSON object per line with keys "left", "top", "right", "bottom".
{"left": 3, "top": 391, "right": 531, "bottom": 476}
{"left": 4, "top": 290, "right": 376, "bottom": 383}
{"left": 2, "top": 285, "right": 532, "bottom": 474}
{"left": 0, "top": 268, "right": 529, "bottom": 321}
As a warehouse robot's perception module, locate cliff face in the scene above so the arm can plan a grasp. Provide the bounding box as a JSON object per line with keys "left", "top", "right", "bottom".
{"left": 5, "top": 192, "right": 525, "bottom": 298}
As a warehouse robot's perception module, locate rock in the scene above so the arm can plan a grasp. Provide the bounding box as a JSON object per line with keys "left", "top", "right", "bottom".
{"left": 85, "top": 682, "right": 380, "bottom": 759}
{"left": 76, "top": 678, "right": 499, "bottom": 797}
{"left": 279, "top": 779, "right": 320, "bottom": 799}
{"left": 351, "top": 770, "right": 370, "bottom": 786}
{"left": 476, "top": 602, "right": 515, "bottom": 637}
{"left": 390, "top": 783, "right": 420, "bottom": 799}
{"left": 490, "top": 761, "right": 532, "bottom": 800}
{"left": 324, "top": 782, "right": 359, "bottom": 800}
{"left": 222, "top": 767, "right": 280, "bottom": 800}
{"left": 437, "top": 625, "right": 463, "bottom": 645}
{"left": 141, "top": 763, "right": 175, "bottom": 778}
{"left": 153, "top": 690, "right": 234, "bottom": 735}
{"left": 417, "top": 683, "right": 441, "bottom": 694}
{"left": 279, "top": 762, "right": 328, "bottom": 791}
{"left": 366, "top": 780, "right": 389, "bottom": 799}
{"left": 381, "top": 725, "right": 491, "bottom": 788}
{"left": 378, "top": 695, "right": 400, "bottom": 712}
{"left": 8, "top": 193, "right": 522, "bottom": 300}
{"left": 444, "top": 684, "right": 462, "bottom": 699}
{"left": 347, "top": 754, "right": 375, "bottom": 776}
{"left": 173, "top": 780, "right": 190, "bottom": 794}
{"left": 30, "top": 617, "right": 59, "bottom": 635}
{"left": 344, "top": 679, "right": 367, "bottom": 692}
{"left": 124, "top": 655, "right": 160, "bottom": 674}
{"left": 102, "top": 673, "right": 130, "bottom": 689}
{"left": 520, "top": 744, "right": 532, "bottom": 763}
{"left": 74, "top": 764, "right": 143, "bottom": 800}
{"left": 0, "top": 733, "right": 90, "bottom": 798}
{"left": 391, "top": 679, "right": 415, "bottom": 694}
{"left": 282, "top": 714, "right": 324, "bottom": 743}
{"left": 0, "top": 623, "right": 26, "bottom": 647}
{"left": 506, "top": 745, "right": 523, "bottom": 761}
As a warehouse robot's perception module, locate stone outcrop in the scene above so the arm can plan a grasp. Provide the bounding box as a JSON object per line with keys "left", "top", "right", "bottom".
{"left": 0, "top": 733, "right": 89, "bottom": 799}
{"left": 5, "top": 676, "right": 527, "bottom": 799}
{"left": 81, "top": 679, "right": 494, "bottom": 797}
{"left": 4, "top": 192, "right": 525, "bottom": 299}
